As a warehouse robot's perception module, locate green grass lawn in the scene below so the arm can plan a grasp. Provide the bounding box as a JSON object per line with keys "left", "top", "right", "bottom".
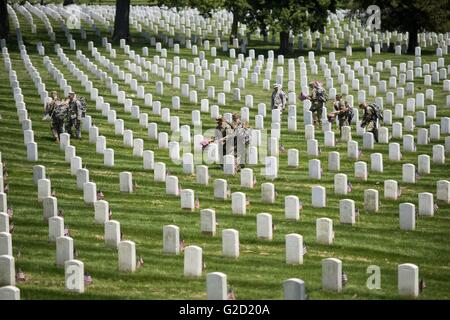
{"left": 1, "top": 6, "right": 449, "bottom": 300}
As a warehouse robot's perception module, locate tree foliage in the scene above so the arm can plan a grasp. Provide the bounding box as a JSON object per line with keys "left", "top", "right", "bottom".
{"left": 347, "top": 0, "right": 450, "bottom": 53}
{"left": 0, "top": 0, "right": 9, "bottom": 40}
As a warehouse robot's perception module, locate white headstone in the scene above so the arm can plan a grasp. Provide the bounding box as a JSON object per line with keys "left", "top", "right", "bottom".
{"left": 339, "top": 199, "right": 356, "bottom": 225}
{"left": 105, "top": 220, "right": 121, "bottom": 248}
{"left": 232, "top": 192, "right": 246, "bottom": 215}
{"left": 222, "top": 229, "right": 239, "bottom": 258}
{"left": 118, "top": 240, "right": 136, "bottom": 272}
{"left": 285, "top": 234, "right": 304, "bottom": 265}
{"left": 399, "top": 203, "right": 415, "bottom": 231}
{"left": 163, "top": 225, "right": 180, "bottom": 255}
{"left": 322, "top": 258, "right": 342, "bottom": 292}
{"left": 312, "top": 186, "right": 326, "bottom": 207}
{"left": 56, "top": 236, "right": 74, "bottom": 267}
{"left": 184, "top": 245, "right": 202, "bottom": 277}
{"left": 0, "top": 255, "right": 15, "bottom": 286}
{"left": 207, "top": 272, "right": 227, "bottom": 300}
{"left": 418, "top": 192, "right": 434, "bottom": 216}
{"left": 64, "top": 260, "right": 84, "bottom": 293}
{"left": 256, "top": 213, "right": 273, "bottom": 240}
{"left": 398, "top": 263, "right": 419, "bottom": 298}
{"left": 364, "top": 189, "right": 379, "bottom": 213}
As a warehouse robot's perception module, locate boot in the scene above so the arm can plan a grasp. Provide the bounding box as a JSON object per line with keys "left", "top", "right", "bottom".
{"left": 52, "top": 129, "right": 59, "bottom": 142}
{"left": 372, "top": 128, "right": 379, "bottom": 143}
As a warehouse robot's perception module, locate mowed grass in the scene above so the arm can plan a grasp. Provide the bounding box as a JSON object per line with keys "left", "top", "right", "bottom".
{"left": 0, "top": 8, "right": 449, "bottom": 300}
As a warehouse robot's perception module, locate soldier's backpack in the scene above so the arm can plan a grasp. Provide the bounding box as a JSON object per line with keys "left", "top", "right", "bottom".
{"left": 53, "top": 103, "right": 67, "bottom": 121}
{"left": 316, "top": 87, "right": 328, "bottom": 102}
{"left": 368, "top": 103, "right": 383, "bottom": 121}
{"left": 78, "top": 97, "right": 87, "bottom": 117}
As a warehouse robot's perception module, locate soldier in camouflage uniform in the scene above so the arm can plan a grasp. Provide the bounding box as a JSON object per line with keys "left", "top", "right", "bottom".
{"left": 271, "top": 84, "right": 287, "bottom": 111}
{"left": 307, "top": 81, "right": 328, "bottom": 127}
{"left": 329, "top": 94, "right": 353, "bottom": 135}
{"left": 44, "top": 91, "right": 65, "bottom": 141}
{"left": 66, "top": 92, "right": 83, "bottom": 139}
{"left": 359, "top": 102, "right": 383, "bottom": 143}
{"left": 51, "top": 100, "right": 68, "bottom": 142}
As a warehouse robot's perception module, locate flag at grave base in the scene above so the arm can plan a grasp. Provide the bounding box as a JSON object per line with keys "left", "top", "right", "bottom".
{"left": 84, "top": 273, "right": 93, "bottom": 285}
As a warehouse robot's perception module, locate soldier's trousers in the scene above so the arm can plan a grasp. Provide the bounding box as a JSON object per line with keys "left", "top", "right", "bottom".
{"left": 51, "top": 120, "right": 64, "bottom": 140}
{"left": 67, "top": 118, "right": 81, "bottom": 139}
{"left": 310, "top": 106, "right": 323, "bottom": 125}
{"left": 366, "top": 121, "right": 379, "bottom": 142}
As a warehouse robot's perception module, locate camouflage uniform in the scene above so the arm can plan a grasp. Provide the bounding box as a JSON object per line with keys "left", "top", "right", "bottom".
{"left": 52, "top": 101, "right": 68, "bottom": 140}
{"left": 309, "top": 87, "right": 327, "bottom": 126}
{"left": 46, "top": 99, "right": 66, "bottom": 141}
{"left": 361, "top": 103, "right": 380, "bottom": 142}
{"left": 215, "top": 121, "right": 234, "bottom": 165}
{"left": 271, "top": 88, "right": 286, "bottom": 110}
{"left": 67, "top": 98, "right": 83, "bottom": 139}
{"left": 333, "top": 99, "right": 353, "bottom": 132}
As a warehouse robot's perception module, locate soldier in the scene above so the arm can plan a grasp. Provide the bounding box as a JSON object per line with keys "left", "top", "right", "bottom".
{"left": 215, "top": 116, "right": 234, "bottom": 167}
{"left": 66, "top": 92, "right": 83, "bottom": 139}
{"left": 307, "top": 81, "right": 328, "bottom": 127}
{"left": 328, "top": 94, "right": 353, "bottom": 135}
{"left": 359, "top": 102, "right": 383, "bottom": 143}
{"left": 230, "top": 113, "right": 250, "bottom": 170}
{"left": 50, "top": 100, "right": 68, "bottom": 142}
{"left": 271, "top": 84, "right": 287, "bottom": 111}
{"left": 44, "top": 91, "right": 59, "bottom": 118}
{"left": 44, "top": 91, "right": 66, "bottom": 142}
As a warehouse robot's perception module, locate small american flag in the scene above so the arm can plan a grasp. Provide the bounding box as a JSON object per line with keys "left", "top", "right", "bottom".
{"left": 227, "top": 287, "right": 236, "bottom": 300}
{"left": 195, "top": 196, "right": 200, "bottom": 209}
{"left": 415, "top": 171, "right": 421, "bottom": 180}
{"left": 347, "top": 182, "right": 353, "bottom": 193}
{"left": 9, "top": 223, "right": 14, "bottom": 234}
{"left": 253, "top": 176, "right": 257, "bottom": 187}
{"left": 64, "top": 226, "right": 70, "bottom": 237}
{"left": 342, "top": 272, "right": 348, "bottom": 287}
{"left": 246, "top": 197, "right": 250, "bottom": 206}
{"left": 202, "top": 260, "right": 206, "bottom": 271}
{"left": 108, "top": 209, "right": 112, "bottom": 220}
{"left": 303, "top": 243, "right": 308, "bottom": 255}
{"left": 180, "top": 239, "right": 185, "bottom": 252}
{"left": 97, "top": 190, "right": 105, "bottom": 200}
{"left": 434, "top": 203, "right": 439, "bottom": 212}
{"left": 16, "top": 270, "right": 26, "bottom": 282}
{"left": 358, "top": 149, "right": 362, "bottom": 158}
{"left": 419, "top": 279, "right": 427, "bottom": 293}
{"left": 7, "top": 207, "right": 13, "bottom": 218}
{"left": 84, "top": 273, "right": 93, "bottom": 285}
{"left": 136, "top": 256, "right": 144, "bottom": 268}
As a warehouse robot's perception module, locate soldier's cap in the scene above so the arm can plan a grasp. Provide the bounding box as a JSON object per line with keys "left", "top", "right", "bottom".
{"left": 273, "top": 84, "right": 281, "bottom": 89}
{"left": 68, "top": 92, "right": 75, "bottom": 95}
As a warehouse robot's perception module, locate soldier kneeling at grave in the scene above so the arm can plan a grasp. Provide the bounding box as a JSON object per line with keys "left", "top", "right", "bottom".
{"left": 328, "top": 94, "right": 353, "bottom": 135}
{"left": 359, "top": 101, "right": 383, "bottom": 143}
